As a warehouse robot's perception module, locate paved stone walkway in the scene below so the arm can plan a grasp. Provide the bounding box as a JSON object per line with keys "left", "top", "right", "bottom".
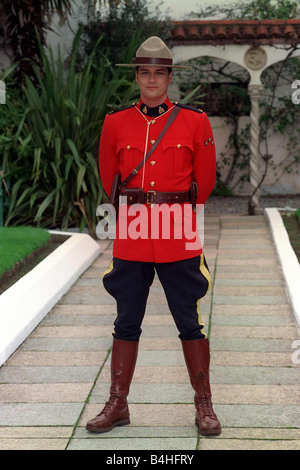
{"left": 0, "top": 214, "right": 299, "bottom": 450}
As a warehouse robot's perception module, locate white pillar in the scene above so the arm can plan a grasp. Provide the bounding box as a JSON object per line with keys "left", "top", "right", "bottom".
{"left": 248, "top": 84, "right": 263, "bottom": 215}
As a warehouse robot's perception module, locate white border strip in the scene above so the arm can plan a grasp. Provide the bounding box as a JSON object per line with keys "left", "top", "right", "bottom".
{"left": 265, "top": 208, "right": 300, "bottom": 328}
{"left": 0, "top": 232, "right": 101, "bottom": 366}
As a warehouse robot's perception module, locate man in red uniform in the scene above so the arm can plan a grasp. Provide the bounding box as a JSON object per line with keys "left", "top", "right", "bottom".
{"left": 86, "top": 36, "right": 221, "bottom": 436}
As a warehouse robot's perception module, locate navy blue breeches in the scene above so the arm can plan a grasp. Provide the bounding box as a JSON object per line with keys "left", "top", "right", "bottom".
{"left": 102, "top": 254, "right": 211, "bottom": 341}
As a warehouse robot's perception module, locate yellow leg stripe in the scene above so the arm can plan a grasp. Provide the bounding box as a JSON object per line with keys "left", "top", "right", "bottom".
{"left": 199, "top": 253, "right": 212, "bottom": 292}
{"left": 102, "top": 259, "right": 114, "bottom": 280}
{"left": 196, "top": 298, "right": 207, "bottom": 339}
{"left": 196, "top": 253, "right": 211, "bottom": 339}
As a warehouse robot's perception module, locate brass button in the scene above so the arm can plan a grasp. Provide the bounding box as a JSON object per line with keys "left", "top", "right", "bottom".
{"left": 177, "top": 144, "right": 181, "bottom": 148}
{"left": 126, "top": 145, "right": 131, "bottom": 150}
{"left": 150, "top": 161, "right": 156, "bottom": 166}
{"left": 150, "top": 140, "right": 156, "bottom": 145}
{"left": 150, "top": 181, "right": 155, "bottom": 187}
{"left": 150, "top": 120, "right": 156, "bottom": 125}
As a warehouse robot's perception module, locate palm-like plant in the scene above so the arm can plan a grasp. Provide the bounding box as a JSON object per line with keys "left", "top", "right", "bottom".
{"left": 0, "top": 0, "right": 74, "bottom": 83}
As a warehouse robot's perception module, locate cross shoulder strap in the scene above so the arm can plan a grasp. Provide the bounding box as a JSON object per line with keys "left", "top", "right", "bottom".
{"left": 119, "top": 105, "right": 181, "bottom": 191}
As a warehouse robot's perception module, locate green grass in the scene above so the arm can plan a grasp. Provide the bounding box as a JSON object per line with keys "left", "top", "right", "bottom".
{"left": 0, "top": 226, "right": 51, "bottom": 276}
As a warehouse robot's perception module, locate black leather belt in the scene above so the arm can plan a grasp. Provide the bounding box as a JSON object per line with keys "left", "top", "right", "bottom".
{"left": 121, "top": 188, "right": 190, "bottom": 206}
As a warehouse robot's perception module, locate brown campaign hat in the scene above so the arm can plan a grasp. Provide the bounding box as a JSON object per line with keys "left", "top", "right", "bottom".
{"left": 116, "top": 36, "right": 191, "bottom": 69}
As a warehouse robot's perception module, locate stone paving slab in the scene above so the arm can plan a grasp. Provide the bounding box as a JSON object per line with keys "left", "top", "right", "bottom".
{"left": 68, "top": 437, "right": 198, "bottom": 450}
{"left": 0, "top": 438, "right": 69, "bottom": 451}
{"left": 213, "top": 295, "right": 288, "bottom": 304}
{"left": 215, "top": 272, "right": 284, "bottom": 280}
{"left": 138, "top": 337, "right": 182, "bottom": 350}
{"left": 214, "top": 286, "right": 286, "bottom": 296}
{"left": 212, "top": 314, "right": 294, "bottom": 326}
{"left": 210, "top": 351, "right": 294, "bottom": 367}
{"left": 0, "top": 403, "right": 83, "bottom": 426}
{"left": 212, "top": 304, "right": 292, "bottom": 315}
{"left": 73, "top": 426, "right": 197, "bottom": 439}
{"left": 211, "top": 337, "right": 295, "bottom": 352}
{"left": 211, "top": 325, "right": 297, "bottom": 339}
{"left": 217, "top": 248, "right": 276, "bottom": 256}
{"left": 203, "top": 427, "right": 300, "bottom": 440}
{"left": 20, "top": 337, "right": 112, "bottom": 351}
{"left": 210, "top": 366, "right": 300, "bottom": 385}
{"left": 215, "top": 279, "right": 283, "bottom": 286}
{"left": 7, "top": 351, "right": 107, "bottom": 366}
{"left": 198, "top": 439, "right": 300, "bottom": 451}
{"left": 0, "top": 383, "right": 91, "bottom": 402}
{"left": 216, "top": 266, "right": 283, "bottom": 273}
{"left": 42, "top": 313, "right": 117, "bottom": 326}
{"left": 0, "top": 366, "right": 100, "bottom": 383}
{"left": 216, "top": 258, "right": 278, "bottom": 267}
{"left": 52, "top": 304, "right": 117, "bottom": 314}
{"left": 0, "top": 426, "right": 72, "bottom": 438}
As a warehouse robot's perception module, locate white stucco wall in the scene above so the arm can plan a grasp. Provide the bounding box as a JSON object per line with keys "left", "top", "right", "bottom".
{"left": 211, "top": 115, "right": 300, "bottom": 196}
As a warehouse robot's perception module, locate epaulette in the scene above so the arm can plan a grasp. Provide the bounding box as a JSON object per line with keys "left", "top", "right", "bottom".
{"left": 174, "top": 102, "right": 204, "bottom": 113}
{"left": 108, "top": 103, "right": 137, "bottom": 115}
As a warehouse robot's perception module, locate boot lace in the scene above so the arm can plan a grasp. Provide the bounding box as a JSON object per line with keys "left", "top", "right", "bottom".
{"left": 196, "top": 373, "right": 216, "bottom": 420}
{"left": 98, "top": 396, "right": 122, "bottom": 417}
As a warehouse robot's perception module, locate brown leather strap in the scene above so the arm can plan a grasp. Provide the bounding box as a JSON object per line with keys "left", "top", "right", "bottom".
{"left": 119, "top": 105, "right": 181, "bottom": 191}
{"left": 122, "top": 189, "right": 190, "bottom": 206}
{"left": 132, "top": 57, "right": 173, "bottom": 66}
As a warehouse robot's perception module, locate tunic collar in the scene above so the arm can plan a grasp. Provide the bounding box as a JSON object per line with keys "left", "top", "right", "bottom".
{"left": 139, "top": 100, "right": 169, "bottom": 117}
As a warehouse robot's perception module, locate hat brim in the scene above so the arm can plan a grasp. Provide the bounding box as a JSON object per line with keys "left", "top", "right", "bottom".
{"left": 116, "top": 63, "right": 192, "bottom": 69}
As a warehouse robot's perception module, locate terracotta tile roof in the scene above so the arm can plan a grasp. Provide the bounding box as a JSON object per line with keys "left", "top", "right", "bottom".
{"left": 171, "top": 19, "right": 300, "bottom": 45}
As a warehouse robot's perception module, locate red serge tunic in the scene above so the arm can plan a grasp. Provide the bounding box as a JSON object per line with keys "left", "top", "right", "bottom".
{"left": 99, "top": 97, "right": 216, "bottom": 263}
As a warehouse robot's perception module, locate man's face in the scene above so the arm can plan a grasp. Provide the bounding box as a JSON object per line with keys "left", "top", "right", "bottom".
{"left": 135, "top": 66, "right": 172, "bottom": 106}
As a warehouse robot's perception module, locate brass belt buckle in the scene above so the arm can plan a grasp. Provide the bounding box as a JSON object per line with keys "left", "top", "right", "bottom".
{"left": 146, "top": 190, "right": 156, "bottom": 208}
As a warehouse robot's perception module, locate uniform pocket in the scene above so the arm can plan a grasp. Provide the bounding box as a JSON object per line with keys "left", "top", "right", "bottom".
{"left": 161, "top": 139, "right": 194, "bottom": 174}
{"left": 117, "top": 140, "right": 144, "bottom": 173}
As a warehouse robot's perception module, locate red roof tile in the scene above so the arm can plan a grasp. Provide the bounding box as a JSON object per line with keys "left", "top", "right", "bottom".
{"left": 171, "top": 19, "right": 300, "bottom": 45}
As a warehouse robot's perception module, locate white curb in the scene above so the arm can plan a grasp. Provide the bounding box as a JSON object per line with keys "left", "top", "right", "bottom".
{"left": 264, "top": 208, "right": 300, "bottom": 329}
{"left": 0, "top": 232, "right": 101, "bottom": 366}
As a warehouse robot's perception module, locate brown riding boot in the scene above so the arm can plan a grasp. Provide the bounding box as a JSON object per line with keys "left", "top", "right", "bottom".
{"left": 181, "top": 338, "right": 221, "bottom": 436}
{"left": 86, "top": 338, "right": 139, "bottom": 433}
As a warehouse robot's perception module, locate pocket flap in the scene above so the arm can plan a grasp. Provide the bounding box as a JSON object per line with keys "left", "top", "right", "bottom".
{"left": 162, "top": 139, "right": 194, "bottom": 151}
{"left": 117, "top": 140, "right": 144, "bottom": 154}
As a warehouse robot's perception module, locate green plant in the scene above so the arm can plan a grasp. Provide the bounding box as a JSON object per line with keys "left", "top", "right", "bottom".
{"left": 1, "top": 30, "right": 138, "bottom": 236}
